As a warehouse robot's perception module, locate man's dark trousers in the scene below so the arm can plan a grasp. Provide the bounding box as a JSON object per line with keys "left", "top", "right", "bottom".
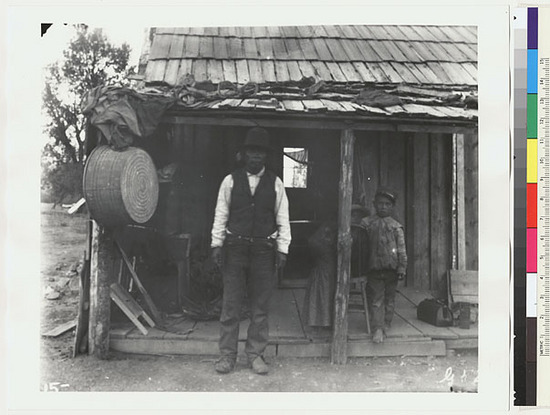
{"left": 219, "top": 235, "right": 276, "bottom": 361}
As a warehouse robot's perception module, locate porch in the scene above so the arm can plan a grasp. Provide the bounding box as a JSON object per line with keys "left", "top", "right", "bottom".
{"left": 109, "top": 286, "right": 477, "bottom": 358}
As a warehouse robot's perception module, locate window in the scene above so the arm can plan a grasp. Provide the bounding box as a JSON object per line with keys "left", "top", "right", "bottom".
{"left": 283, "top": 147, "right": 308, "bottom": 188}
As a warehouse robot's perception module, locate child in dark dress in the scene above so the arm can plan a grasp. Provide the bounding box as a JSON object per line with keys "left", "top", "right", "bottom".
{"left": 302, "top": 222, "right": 337, "bottom": 330}
{"left": 361, "top": 189, "right": 407, "bottom": 344}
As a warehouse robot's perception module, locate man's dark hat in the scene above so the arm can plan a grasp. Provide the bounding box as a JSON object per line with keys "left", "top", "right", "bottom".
{"left": 375, "top": 187, "right": 397, "bottom": 204}
{"left": 242, "top": 127, "right": 271, "bottom": 152}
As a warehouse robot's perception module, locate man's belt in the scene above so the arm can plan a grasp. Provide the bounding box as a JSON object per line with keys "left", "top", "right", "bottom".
{"left": 226, "top": 233, "right": 275, "bottom": 244}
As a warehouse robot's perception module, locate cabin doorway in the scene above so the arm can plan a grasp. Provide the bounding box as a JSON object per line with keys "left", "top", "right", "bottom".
{"left": 273, "top": 128, "right": 340, "bottom": 288}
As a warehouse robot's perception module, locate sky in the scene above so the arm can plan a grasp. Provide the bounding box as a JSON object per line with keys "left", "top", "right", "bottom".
{"left": 40, "top": 23, "right": 145, "bottom": 69}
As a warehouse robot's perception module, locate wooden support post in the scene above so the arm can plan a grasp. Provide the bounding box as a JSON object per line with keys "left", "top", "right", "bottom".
{"left": 331, "top": 128, "right": 355, "bottom": 365}
{"left": 430, "top": 134, "right": 452, "bottom": 297}
{"left": 451, "top": 134, "right": 458, "bottom": 270}
{"left": 88, "top": 221, "right": 114, "bottom": 359}
{"left": 73, "top": 219, "right": 92, "bottom": 357}
{"left": 456, "top": 134, "right": 466, "bottom": 270}
{"left": 464, "top": 132, "right": 478, "bottom": 270}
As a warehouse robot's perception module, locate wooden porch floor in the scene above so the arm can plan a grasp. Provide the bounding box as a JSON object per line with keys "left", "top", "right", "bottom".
{"left": 110, "top": 287, "right": 477, "bottom": 358}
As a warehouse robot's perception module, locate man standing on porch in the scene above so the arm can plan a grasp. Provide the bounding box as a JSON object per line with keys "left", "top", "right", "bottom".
{"left": 211, "top": 127, "right": 291, "bottom": 375}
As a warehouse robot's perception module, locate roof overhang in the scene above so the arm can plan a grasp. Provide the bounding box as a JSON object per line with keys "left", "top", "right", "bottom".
{"left": 163, "top": 108, "right": 477, "bottom": 135}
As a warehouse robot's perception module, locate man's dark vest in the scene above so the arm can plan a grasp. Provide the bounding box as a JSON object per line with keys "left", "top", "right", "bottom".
{"left": 227, "top": 168, "right": 277, "bottom": 238}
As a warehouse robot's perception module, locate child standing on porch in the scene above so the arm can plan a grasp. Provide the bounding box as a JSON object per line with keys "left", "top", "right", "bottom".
{"left": 361, "top": 188, "right": 407, "bottom": 344}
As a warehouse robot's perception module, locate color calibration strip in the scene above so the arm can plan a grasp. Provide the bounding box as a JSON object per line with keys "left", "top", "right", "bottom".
{"left": 536, "top": 7, "right": 550, "bottom": 407}
{"left": 526, "top": 7, "right": 538, "bottom": 405}
{"left": 513, "top": 7, "right": 529, "bottom": 406}
{"left": 515, "top": 7, "right": 550, "bottom": 406}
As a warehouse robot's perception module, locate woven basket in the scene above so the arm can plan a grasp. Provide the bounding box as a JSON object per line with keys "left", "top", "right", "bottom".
{"left": 83, "top": 145, "right": 159, "bottom": 226}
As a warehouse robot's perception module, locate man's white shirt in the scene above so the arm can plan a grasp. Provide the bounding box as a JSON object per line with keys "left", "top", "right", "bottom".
{"left": 211, "top": 167, "right": 291, "bottom": 254}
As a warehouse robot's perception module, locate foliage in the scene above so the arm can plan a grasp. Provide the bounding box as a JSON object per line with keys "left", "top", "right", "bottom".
{"left": 42, "top": 24, "right": 133, "bottom": 204}
{"left": 41, "top": 162, "right": 84, "bottom": 207}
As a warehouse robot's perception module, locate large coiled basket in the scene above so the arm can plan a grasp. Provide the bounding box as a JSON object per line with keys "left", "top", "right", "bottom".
{"left": 83, "top": 145, "right": 159, "bottom": 226}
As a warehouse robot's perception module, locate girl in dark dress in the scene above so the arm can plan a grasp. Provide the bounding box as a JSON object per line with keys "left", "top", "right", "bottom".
{"left": 302, "top": 222, "right": 337, "bottom": 328}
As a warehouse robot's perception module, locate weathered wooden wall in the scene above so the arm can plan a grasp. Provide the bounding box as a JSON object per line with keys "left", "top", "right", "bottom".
{"left": 149, "top": 125, "right": 341, "bottom": 250}
{"left": 430, "top": 134, "right": 452, "bottom": 297}
{"left": 148, "top": 124, "right": 477, "bottom": 299}
{"left": 463, "top": 133, "right": 478, "bottom": 270}
{"left": 354, "top": 131, "right": 475, "bottom": 298}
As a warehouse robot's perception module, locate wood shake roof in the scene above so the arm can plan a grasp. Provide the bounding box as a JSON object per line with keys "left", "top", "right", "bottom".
{"left": 136, "top": 25, "right": 477, "bottom": 122}
{"left": 143, "top": 25, "right": 477, "bottom": 87}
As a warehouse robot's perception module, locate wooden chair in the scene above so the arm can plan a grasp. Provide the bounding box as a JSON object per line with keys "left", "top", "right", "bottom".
{"left": 348, "top": 276, "right": 371, "bottom": 334}
{"left": 447, "top": 270, "right": 478, "bottom": 328}
{"left": 348, "top": 225, "right": 371, "bottom": 334}
{"left": 447, "top": 270, "right": 478, "bottom": 306}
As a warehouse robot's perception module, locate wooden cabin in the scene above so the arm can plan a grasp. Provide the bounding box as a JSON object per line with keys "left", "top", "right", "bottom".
{"left": 81, "top": 25, "right": 478, "bottom": 363}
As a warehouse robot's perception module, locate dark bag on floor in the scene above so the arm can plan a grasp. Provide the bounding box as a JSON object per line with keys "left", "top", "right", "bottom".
{"left": 416, "top": 298, "right": 453, "bottom": 327}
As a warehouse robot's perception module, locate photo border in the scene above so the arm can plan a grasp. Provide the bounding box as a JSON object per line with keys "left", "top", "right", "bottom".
{"left": 4, "top": 2, "right": 510, "bottom": 413}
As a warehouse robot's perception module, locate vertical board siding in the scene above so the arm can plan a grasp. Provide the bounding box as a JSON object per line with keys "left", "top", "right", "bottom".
{"left": 194, "top": 125, "right": 217, "bottom": 247}
{"left": 163, "top": 124, "right": 186, "bottom": 235}
{"left": 411, "top": 134, "right": 431, "bottom": 290}
{"left": 176, "top": 125, "right": 241, "bottom": 251}
{"left": 353, "top": 131, "right": 380, "bottom": 208}
{"left": 354, "top": 131, "right": 456, "bottom": 294}
{"left": 405, "top": 135, "right": 415, "bottom": 286}
{"left": 167, "top": 125, "right": 464, "bottom": 299}
{"left": 179, "top": 124, "right": 196, "bottom": 239}
{"left": 464, "top": 132, "right": 479, "bottom": 270}
{"left": 378, "top": 132, "right": 407, "bottom": 225}
{"left": 429, "top": 134, "right": 452, "bottom": 297}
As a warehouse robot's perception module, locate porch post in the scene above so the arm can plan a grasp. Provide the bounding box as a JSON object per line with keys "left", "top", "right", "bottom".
{"left": 451, "top": 133, "right": 458, "bottom": 270}
{"left": 456, "top": 134, "right": 466, "bottom": 270}
{"left": 88, "top": 220, "right": 113, "bottom": 358}
{"left": 451, "top": 132, "right": 467, "bottom": 270}
{"left": 331, "top": 128, "right": 355, "bottom": 365}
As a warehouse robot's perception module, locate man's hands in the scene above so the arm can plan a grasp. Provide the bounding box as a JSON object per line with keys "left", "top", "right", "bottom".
{"left": 276, "top": 252, "right": 287, "bottom": 270}
{"left": 212, "top": 247, "right": 223, "bottom": 268}
{"left": 397, "top": 272, "right": 406, "bottom": 286}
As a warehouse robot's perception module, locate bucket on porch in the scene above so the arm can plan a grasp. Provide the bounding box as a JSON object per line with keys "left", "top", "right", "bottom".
{"left": 83, "top": 145, "right": 159, "bottom": 226}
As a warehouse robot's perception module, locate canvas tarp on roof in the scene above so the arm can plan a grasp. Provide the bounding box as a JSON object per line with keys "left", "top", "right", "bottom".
{"left": 82, "top": 86, "right": 176, "bottom": 149}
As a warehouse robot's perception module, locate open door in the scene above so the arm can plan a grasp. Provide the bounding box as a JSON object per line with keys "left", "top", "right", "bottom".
{"left": 276, "top": 130, "right": 340, "bottom": 288}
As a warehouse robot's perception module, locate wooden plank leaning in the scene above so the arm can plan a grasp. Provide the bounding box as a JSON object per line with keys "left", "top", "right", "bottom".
{"left": 110, "top": 282, "right": 154, "bottom": 335}
{"left": 43, "top": 320, "right": 77, "bottom": 338}
{"left": 115, "top": 241, "right": 164, "bottom": 325}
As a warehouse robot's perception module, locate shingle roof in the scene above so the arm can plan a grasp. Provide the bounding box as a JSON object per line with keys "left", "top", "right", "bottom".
{"left": 136, "top": 25, "right": 477, "bottom": 123}
{"left": 142, "top": 25, "right": 477, "bottom": 87}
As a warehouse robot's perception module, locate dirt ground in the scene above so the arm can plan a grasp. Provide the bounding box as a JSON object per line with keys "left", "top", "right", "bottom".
{"left": 40, "top": 204, "right": 478, "bottom": 393}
